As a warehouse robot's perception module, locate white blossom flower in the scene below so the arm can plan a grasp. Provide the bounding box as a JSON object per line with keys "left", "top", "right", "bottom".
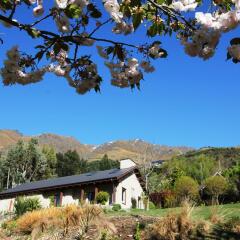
{"left": 112, "top": 22, "right": 134, "bottom": 35}
{"left": 33, "top": 4, "right": 44, "bottom": 17}
{"left": 195, "top": 11, "right": 240, "bottom": 32}
{"left": 172, "top": 0, "right": 198, "bottom": 12}
{"left": 181, "top": 29, "right": 220, "bottom": 60}
{"left": 55, "top": 0, "right": 68, "bottom": 9}
{"left": 103, "top": 0, "right": 123, "bottom": 23}
{"left": 233, "top": 0, "right": 240, "bottom": 9}
{"left": 55, "top": 14, "right": 70, "bottom": 32}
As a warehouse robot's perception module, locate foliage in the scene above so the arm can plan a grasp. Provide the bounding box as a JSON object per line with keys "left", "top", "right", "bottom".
{"left": 0, "top": 139, "right": 47, "bottom": 189}
{"left": 49, "top": 195, "right": 55, "bottom": 207}
{"left": 174, "top": 176, "right": 199, "bottom": 202}
{"left": 1, "top": 219, "right": 17, "bottom": 232}
{"left": 42, "top": 146, "right": 57, "bottom": 179}
{"left": 56, "top": 152, "right": 119, "bottom": 177}
{"left": 112, "top": 204, "right": 121, "bottom": 212}
{"left": 131, "top": 198, "right": 137, "bottom": 209}
{"left": 56, "top": 150, "right": 87, "bottom": 177}
{"left": 150, "top": 190, "right": 176, "bottom": 208}
{"left": 133, "top": 222, "right": 141, "bottom": 240}
{"left": 205, "top": 176, "right": 228, "bottom": 204}
{"left": 14, "top": 197, "right": 41, "bottom": 217}
{"left": 96, "top": 191, "right": 110, "bottom": 205}
{"left": 86, "top": 155, "right": 120, "bottom": 172}
{"left": 0, "top": 0, "right": 239, "bottom": 94}
{"left": 149, "top": 201, "right": 156, "bottom": 210}
{"left": 148, "top": 148, "right": 240, "bottom": 207}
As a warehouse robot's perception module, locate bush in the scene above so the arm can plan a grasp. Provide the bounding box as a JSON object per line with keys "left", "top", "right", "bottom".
{"left": 149, "top": 201, "right": 156, "bottom": 210}
{"left": 112, "top": 204, "right": 121, "bottom": 211}
{"left": 1, "top": 219, "right": 17, "bottom": 234}
{"left": 205, "top": 176, "right": 228, "bottom": 205}
{"left": 131, "top": 198, "right": 137, "bottom": 209}
{"left": 14, "top": 197, "right": 41, "bottom": 217}
{"left": 174, "top": 176, "right": 199, "bottom": 202}
{"left": 96, "top": 191, "right": 110, "bottom": 205}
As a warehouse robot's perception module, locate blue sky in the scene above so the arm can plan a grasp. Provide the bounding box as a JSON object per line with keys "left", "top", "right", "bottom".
{"left": 0, "top": 3, "right": 240, "bottom": 148}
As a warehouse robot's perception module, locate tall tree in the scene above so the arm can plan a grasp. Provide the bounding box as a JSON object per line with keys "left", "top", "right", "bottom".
{"left": 42, "top": 146, "right": 57, "bottom": 178}
{"left": 205, "top": 175, "right": 228, "bottom": 205}
{"left": 2, "top": 139, "right": 47, "bottom": 188}
{"left": 56, "top": 150, "right": 87, "bottom": 177}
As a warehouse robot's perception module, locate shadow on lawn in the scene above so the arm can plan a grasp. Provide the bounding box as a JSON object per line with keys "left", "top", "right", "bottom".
{"left": 192, "top": 226, "right": 240, "bottom": 240}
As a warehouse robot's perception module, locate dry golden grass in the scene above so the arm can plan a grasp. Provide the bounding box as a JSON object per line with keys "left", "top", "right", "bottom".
{"left": 16, "top": 204, "right": 115, "bottom": 240}
{"left": 148, "top": 201, "right": 211, "bottom": 240}
{"left": 209, "top": 205, "right": 228, "bottom": 224}
{"left": 17, "top": 207, "right": 62, "bottom": 234}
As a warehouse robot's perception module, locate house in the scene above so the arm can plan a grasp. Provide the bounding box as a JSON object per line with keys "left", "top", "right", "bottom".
{"left": 0, "top": 159, "right": 145, "bottom": 212}
{"left": 151, "top": 160, "right": 166, "bottom": 167}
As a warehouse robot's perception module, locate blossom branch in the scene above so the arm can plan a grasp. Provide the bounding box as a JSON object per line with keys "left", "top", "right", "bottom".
{"left": 147, "top": 0, "right": 196, "bottom": 31}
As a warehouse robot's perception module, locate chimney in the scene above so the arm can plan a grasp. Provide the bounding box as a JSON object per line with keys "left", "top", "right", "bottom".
{"left": 120, "top": 159, "right": 136, "bottom": 169}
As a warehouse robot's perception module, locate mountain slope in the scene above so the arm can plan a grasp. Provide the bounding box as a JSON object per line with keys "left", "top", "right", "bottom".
{"left": 0, "top": 130, "right": 192, "bottom": 162}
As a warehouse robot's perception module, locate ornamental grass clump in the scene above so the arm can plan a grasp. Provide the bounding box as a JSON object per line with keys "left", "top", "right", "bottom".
{"left": 16, "top": 204, "right": 115, "bottom": 240}
{"left": 148, "top": 201, "right": 210, "bottom": 240}
{"left": 16, "top": 207, "right": 62, "bottom": 234}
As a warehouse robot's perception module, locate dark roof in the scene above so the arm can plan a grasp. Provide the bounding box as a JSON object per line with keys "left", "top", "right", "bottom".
{"left": 0, "top": 167, "right": 143, "bottom": 199}
{"left": 151, "top": 160, "right": 166, "bottom": 164}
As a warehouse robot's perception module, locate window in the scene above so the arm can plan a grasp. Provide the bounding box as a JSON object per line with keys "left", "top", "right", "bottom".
{"left": 87, "top": 192, "right": 94, "bottom": 202}
{"left": 122, "top": 187, "right": 126, "bottom": 204}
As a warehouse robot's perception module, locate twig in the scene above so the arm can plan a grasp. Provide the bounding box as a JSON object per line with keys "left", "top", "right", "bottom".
{"left": 89, "top": 18, "right": 112, "bottom": 37}
{"left": 31, "top": 13, "right": 53, "bottom": 27}
{"left": 147, "top": 0, "right": 195, "bottom": 31}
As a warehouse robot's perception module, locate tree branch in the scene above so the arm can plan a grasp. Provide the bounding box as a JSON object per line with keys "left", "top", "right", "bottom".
{"left": 147, "top": 0, "right": 196, "bottom": 31}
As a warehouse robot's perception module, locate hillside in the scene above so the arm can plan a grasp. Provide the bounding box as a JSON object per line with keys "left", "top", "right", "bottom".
{"left": 178, "top": 147, "right": 240, "bottom": 168}
{"left": 0, "top": 130, "right": 192, "bottom": 162}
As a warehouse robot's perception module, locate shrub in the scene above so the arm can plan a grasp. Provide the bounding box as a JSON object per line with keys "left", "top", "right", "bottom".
{"left": 149, "top": 201, "right": 156, "bottom": 210}
{"left": 1, "top": 219, "right": 17, "bottom": 235}
{"left": 49, "top": 195, "right": 55, "bottom": 206}
{"left": 174, "top": 176, "right": 199, "bottom": 203}
{"left": 112, "top": 204, "right": 121, "bottom": 211}
{"left": 205, "top": 176, "right": 228, "bottom": 205}
{"left": 131, "top": 198, "right": 137, "bottom": 209}
{"left": 133, "top": 222, "right": 141, "bottom": 240}
{"left": 14, "top": 197, "right": 41, "bottom": 217}
{"left": 96, "top": 191, "right": 110, "bottom": 205}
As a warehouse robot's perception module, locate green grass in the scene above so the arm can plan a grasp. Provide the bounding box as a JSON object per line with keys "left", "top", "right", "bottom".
{"left": 106, "top": 203, "right": 240, "bottom": 221}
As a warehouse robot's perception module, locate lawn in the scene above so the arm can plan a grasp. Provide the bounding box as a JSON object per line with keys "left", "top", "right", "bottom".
{"left": 107, "top": 203, "right": 240, "bottom": 220}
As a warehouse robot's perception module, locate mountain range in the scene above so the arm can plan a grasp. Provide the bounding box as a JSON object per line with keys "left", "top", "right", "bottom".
{"left": 0, "top": 130, "right": 193, "bottom": 163}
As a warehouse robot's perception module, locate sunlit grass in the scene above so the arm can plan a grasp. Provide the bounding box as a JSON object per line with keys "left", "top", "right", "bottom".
{"left": 106, "top": 203, "right": 240, "bottom": 220}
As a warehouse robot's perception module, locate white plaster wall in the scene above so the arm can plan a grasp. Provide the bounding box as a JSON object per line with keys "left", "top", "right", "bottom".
{"left": 62, "top": 195, "right": 79, "bottom": 206}
{"left": 115, "top": 173, "right": 144, "bottom": 209}
{"left": 26, "top": 194, "right": 51, "bottom": 208}
{"left": 120, "top": 159, "right": 136, "bottom": 169}
{"left": 0, "top": 198, "right": 15, "bottom": 213}
{"left": 0, "top": 194, "right": 51, "bottom": 213}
